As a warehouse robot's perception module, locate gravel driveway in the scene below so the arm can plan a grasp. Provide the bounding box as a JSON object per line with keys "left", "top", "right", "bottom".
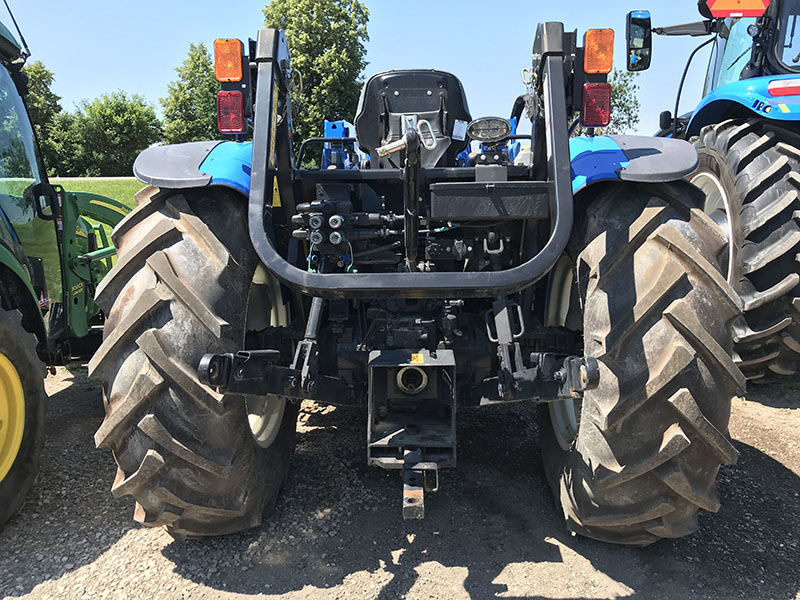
{"left": 1, "top": 368, "right": 798, "bottom": 600}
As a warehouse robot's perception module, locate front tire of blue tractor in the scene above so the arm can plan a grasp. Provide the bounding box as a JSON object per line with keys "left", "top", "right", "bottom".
{"left": 692, "top": 119, "right": 800, "bottom": 380}
{"left": 89, "top": 187, "right": 298, "bottom": 537}
{"left": 540, "top": 181, "right": 745, "bottom": 545}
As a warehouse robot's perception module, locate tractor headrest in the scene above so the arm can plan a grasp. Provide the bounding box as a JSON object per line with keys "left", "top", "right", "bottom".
{"left": 354, "top": 69, "right": 472, "bottom": 168}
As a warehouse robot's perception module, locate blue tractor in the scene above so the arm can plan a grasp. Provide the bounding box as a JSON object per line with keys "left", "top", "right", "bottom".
{"left": 627, "top": 0, "right": 800, "bottom": 381}
{"left": 90, "top": 23, "right": 744, "bottom": 545}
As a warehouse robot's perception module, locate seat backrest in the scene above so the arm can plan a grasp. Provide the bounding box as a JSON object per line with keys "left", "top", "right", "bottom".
{"left": 354, "top": 70, "right": 472, "bottom": 168}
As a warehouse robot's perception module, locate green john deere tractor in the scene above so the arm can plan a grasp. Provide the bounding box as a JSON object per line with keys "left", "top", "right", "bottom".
{"left": 0, "top": 20, "right": 129, "bottom": 527}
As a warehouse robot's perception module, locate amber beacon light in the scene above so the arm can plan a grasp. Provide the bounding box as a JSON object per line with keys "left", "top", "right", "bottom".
{"left": 584, "top": 29, "right": 614, "bottom": 74}
{"left": 214, "top": 38, "right": 244, "bottom": 82}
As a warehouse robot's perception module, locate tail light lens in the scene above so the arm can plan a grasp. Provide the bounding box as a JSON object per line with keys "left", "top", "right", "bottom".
{"left": 768, "top": 78, "right": 800, "bottom": 97}
{"left": 582, "top": 83, "right": 612, "bottom": 128}
{"left": 214, "top": 39, "right": 243, "bottom": 82}
{"left": 584, "top": 29, "right": 615, "bottom": 74}
{"left": 217, "top": 91, "right": 245, "bottom": 133}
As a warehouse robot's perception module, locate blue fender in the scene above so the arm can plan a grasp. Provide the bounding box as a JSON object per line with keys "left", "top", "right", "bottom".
{"left": 133, "top": 141, "right": 253, "bottom": 195}
{"left": 687, "top": 75, "right": 800, "bottom": 137}
{"left": 569, "top": 135, "right": 699, "bottom": 195}
{"left": 135, "top": 137, "right": 698, "bottom": 201}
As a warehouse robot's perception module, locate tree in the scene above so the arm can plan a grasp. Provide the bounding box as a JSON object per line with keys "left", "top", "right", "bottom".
{"left": 607, "top": 69, "right": 641, "bottom": 134}
{"left": 70, "top": 92, "right": 162, "bottom": 176}
{"left": 263, "top": 0, "right": 369, "bottom": 147}
{"left": 21, "top": 61, "right": 62, "bottom": 171}
{"left": 161, "top": 42, "right": 220, "bottom": 144}
{"left": 572, "top": 69, "right": 641, "bottom": 136}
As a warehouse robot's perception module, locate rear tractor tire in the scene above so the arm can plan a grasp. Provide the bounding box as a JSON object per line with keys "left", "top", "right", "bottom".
{"left": 89, "top": 187, "right": 298, "bottom": 537}
{"left": 541, "top": 182, "right": 745, "bottom": 545}
{"left": 0, "top": 308, "right": 45, "bottom": 527}
{"left": 692, "top": 119, "right": 800, "bottom": 379}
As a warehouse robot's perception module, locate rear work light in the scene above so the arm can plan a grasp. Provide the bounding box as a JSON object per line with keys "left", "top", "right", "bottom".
{"left": 214, "top": 38, "right": 243, "bottom": 82}
{"left": 584, "top": 29, "right": 614, "bottom": 74}
{"left": 768, "top": 78, "right": 800, "bottom": 97}
{"left": 217, "top": 91, "right": 246, "bottom": 133}
{"left": 582, "top": 83, "right": 612, "bottom": 128}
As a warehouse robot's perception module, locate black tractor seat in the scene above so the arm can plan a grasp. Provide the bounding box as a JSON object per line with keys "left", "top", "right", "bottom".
{"left": 354, "top": 69, "right": 472, "bottom": 168}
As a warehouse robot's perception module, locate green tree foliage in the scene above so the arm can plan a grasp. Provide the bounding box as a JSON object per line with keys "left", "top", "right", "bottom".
{"left": 608, "top": 69, "right": 641, "bottom": 134}
{"left": 21, "top": 61, "right": 62, "bottom": 171}
{"left": 263, "top": 0, "right": 369, "bottom": 146}
{"left": 161, "top": 42, "right": 220, "bottom": 144}
{"left": 67, "top": 92, "right": 162, "bottom": 176}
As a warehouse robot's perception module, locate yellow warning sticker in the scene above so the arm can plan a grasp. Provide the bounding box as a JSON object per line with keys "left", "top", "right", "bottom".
{"left": 272, "top": 177, "right": 281, "bottom": 207}
{"left": 411, "top": 353, "right": 424, "bottom": 364}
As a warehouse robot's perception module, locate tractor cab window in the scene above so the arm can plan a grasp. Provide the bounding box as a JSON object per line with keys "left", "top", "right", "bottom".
{"left": 777, "top": 0, "right": 800, "bottom": 70}
{"left": 0, "top": 64, "right": 45, "bottom": 220}
{"left": 0, "top": 63, "right": 63, "bottom": 322}
{"left": 705, "top": 17, "right": 757, "bottom": 94}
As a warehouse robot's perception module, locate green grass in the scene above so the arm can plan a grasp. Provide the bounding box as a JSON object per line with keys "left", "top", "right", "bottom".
{"left": 51, "top": 178, "right": 142, "bottom": 211}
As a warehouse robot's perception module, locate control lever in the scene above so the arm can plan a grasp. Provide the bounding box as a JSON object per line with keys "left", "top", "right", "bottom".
{"left": 376, "top": 119, "right": 437, "bottom": 157}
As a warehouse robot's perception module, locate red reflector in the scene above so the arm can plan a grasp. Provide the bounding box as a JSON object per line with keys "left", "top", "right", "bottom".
{"left": 768, "top": 79, "right": 800, "bottom": 97}
{"left": 582, "top": 83, "right": 612, "bottom": 128}
{"left": 217, "top": 91, "right": 245, "bottom": 133}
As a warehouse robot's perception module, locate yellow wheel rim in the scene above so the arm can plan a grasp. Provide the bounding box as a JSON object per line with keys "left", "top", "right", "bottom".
{"left": 0, "top": 352, "right": 25, "bottom": 482}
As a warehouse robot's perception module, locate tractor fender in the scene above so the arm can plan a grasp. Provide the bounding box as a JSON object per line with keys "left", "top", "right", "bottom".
{"left": 133, "top": 141, "right": 252, "bottom": 195}
{"left": 570, "top": 135, "right": 699, "bottom": 194}
{"left": 138, "top": 137, "right": 697, "bottom": 200}
{"left": 687, "top": 75, "right": 800, "bottom": 137}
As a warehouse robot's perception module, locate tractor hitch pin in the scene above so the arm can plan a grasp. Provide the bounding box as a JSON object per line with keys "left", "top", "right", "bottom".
{"left": 376, "top": 120, "right": 438, "bottom": 157}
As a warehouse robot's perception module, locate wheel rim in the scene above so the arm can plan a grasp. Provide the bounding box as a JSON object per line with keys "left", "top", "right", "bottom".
{"left": 0, "top": 352, "right": 25, "bottom": 482}
{"left": 691, "top": 169, "right": 737, "bottom": 283}
{"left": 545, "top": 255, "right": 582, "bottom": 451}
{"left": 246, "top": 266, "right": 288, "bottom": 448}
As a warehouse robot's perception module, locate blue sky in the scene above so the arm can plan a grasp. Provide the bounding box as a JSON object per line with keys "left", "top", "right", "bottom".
{"left": 8, "top": 1, "right": 713, "bottom": 135}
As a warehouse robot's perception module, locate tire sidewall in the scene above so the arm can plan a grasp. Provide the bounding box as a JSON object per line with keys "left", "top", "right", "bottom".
{"left": 693, "top": 142, "right": 744, "bottom": 288}
{"left": 0, "top": 313, "right": 45, "bottom": 526}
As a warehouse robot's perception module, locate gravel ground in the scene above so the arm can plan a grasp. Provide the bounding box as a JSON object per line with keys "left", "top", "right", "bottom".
{"left": 0, "top": 367, "right": 798, "bottom": 600}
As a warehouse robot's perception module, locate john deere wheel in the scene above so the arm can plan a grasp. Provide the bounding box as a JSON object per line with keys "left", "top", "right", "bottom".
{"left": 89, "top": 187, "right": 298, "bottom": 537}
{"left": 693, "top": 119, "right": 800, "bottom": 379}
{"left": 541, "top": 181, "right": 745, "bottom": 546}
{"left": 0, "top": 308, "right": 45, "bottom": 527}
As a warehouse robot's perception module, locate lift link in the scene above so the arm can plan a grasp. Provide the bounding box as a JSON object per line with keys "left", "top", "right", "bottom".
{"left": 197, "top": 349, "right": 352, "bottom": 404}
{"left": 478, "top": 296, "right": 600, "bottom": 405}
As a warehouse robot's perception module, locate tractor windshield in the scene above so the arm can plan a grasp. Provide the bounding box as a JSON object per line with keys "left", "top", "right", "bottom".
{"left": 704, "top": 17, "right": 756, "bottom": 94}
{"left": 0, "top": 63, "right": 62, "bottom": 320}
{"left": 0, "top": 65, "right": 43, "bottom": 204}
{"left": 777, "top": 0, "right": 800, "bottom": 70}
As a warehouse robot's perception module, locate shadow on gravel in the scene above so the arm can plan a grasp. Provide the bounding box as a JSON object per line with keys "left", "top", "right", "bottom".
{"left": 160, "top": 399, "right": 800, "bottom": 599}
{"left": 746, "top": 377, "right": 800, "bottom": 410}
{"left": 0, "top": 368, "right": 130, "bottom": 598}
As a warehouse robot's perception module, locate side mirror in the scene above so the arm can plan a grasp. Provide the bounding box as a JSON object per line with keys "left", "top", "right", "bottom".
{"left": 627, "top": 10, "right": 653, "bottom": 72}
{"left": 659, "top": 111, "right": 673, "bottom": 132}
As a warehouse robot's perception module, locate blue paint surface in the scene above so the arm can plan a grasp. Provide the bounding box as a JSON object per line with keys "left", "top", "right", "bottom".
{"left": 569, "top": 136, "right": 629, "bottom": 194}
{"left": 688, "top": 75, "right": 800, "bottom": 136}
{"left": 199, "top": 141, "right": 253, "bottom": 195}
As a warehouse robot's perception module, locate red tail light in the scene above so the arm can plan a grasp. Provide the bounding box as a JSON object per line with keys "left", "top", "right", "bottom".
{"left": 768, "top": 79, "right": 800, "bottom": 97}
{"left": 217, "top": 91, "right": 245, "bottom": 134}
{"left": 582, "top": 83, "right": 612, "bottom": 128}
